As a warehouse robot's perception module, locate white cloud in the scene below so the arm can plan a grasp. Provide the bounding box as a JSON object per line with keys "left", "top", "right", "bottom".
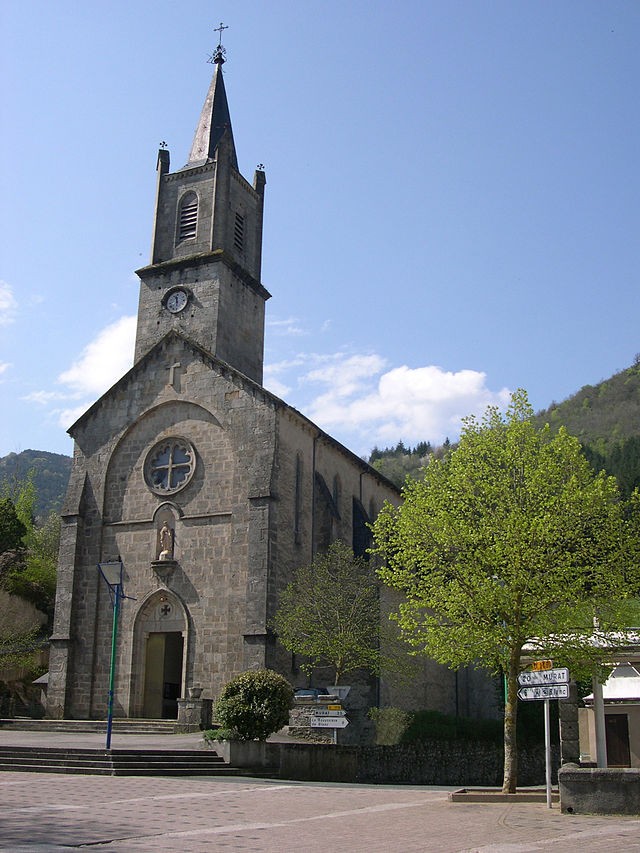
{"left": 267, "top": 316, "right": 306, "bottom": 336}
{"left": 22, "top": 390, "right": 66, "bottom": 406}
{"left": 0, "top": 362, "right": 11, "bottom": 378}
{"left": 57, "top": 316, "right": 136, "bottom": 396}
{"left": 304, "top": 353, "right": 387, "bottom": 399}
{"left": 262, "top": 375, "right": 291, "bottom": 398}
{"left": 300, "top": 354, "right": 511, "bottom": 451}
{"left": 0, "top": 281, "right": 17, "bottom": 326}
{"left": 58, "top": 403, "right": 95, "bottom": 431}
{"left": 264, "top": 355, "right": 310, "bottom": 375}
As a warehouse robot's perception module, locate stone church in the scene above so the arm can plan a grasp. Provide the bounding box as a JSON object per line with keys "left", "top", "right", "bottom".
{"left": 46, "top": 43, "right": 496, "bottom": 725}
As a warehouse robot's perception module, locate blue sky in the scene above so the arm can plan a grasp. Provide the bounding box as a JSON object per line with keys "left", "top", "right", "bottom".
{"left": 1, "top": 1, "right": 639, "bottom": 459}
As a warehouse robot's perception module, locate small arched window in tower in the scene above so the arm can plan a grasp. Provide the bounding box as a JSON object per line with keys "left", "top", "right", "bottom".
{"left": 233, "top": 211, "right": 245, "bottom": 251}
{"left": 178, "top": 192, "right": 198, "bottom": 241}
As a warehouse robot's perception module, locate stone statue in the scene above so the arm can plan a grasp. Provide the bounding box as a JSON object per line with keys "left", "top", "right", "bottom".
{"left": 158, "top": 522, "right": 174, "bottom": 560}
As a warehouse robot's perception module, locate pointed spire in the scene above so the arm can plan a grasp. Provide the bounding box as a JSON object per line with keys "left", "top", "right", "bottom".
{"left": 186, "top": 24, "right": 238, "bottom": 169}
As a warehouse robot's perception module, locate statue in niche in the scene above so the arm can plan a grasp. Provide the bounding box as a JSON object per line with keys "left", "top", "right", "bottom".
{"left": 158, "top": 522, "right": 174, "bottom": 561}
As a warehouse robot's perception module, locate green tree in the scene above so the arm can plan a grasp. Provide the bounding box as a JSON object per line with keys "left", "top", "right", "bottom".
{"left": 0, "top": 497, "right": 26, "bottom": 554}
{"left": 0, "top": 475, "right": 59, "bottom": 616}
{"left": 372, "top": 390, "right": 635, "bottom": 793}
{"left": 214, "top": 669, "right": 294, "bottom": 741}
{"left": 0, "top": 625, "right": 43, "bottom": 672}
{"left": 273, "top": 540, "right": 381, "bottom": 685}
{"left": 5, "top": 510, "right": 59, "bottom": 615}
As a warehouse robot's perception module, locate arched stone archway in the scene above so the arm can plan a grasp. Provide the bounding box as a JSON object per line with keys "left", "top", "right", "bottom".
{"left": 130, "top": 590, "right": 188, "bottom": 719}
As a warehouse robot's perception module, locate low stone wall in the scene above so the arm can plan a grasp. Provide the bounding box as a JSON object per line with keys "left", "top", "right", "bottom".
{"left": 559, "top": 764, "right": 640, "bottom": 815}
{"left": 282, "top": 741, "right": 556, "bottom": 786}
{"left": 217, "top": 739, "right": 281, "bottom": 768}
{"left": 218, "top": 739, "right": 557, "bottom": 787}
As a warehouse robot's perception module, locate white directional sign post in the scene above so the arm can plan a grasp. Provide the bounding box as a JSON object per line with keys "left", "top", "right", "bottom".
{"left": 518, "top": 663, "right": 570, "bottom": 809}
{"left": 517, "top": 684, "right": 569, "bottom": 701}
{"left": 310, "top": 716, "right": 349, "bottom": 728}
{"left": 311, "top": 709, "right": 347, "bottom": 717}
{"left": 310, "top": 708, "right": 349, "bottom": 744}
{"left": 517, "top": 668, "right": 569, "bottom": 688}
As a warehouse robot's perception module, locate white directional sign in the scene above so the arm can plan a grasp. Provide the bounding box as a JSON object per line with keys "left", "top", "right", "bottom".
{"left": 518, "top": 667, "right": 569, "bottom": 687}
{"left": 311, "top": 709, "right": 347, "bottom": 717}
{"left": 518, "top": 684, "right": 569, "bottom": 701}
{"left": 310, "top": 716, "right": 349, "bottom": 728}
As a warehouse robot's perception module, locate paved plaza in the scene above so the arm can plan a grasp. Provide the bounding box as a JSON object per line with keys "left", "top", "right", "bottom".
{"left": 1, "top": 731, "right": 640, "bottom": 852}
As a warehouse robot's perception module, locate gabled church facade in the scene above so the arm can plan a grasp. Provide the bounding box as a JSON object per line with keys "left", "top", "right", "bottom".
{"left": 46, "top": 44, "right": 498, "bottom": 726}
{"left": 46, "top": 45, "right": 402, "bottom": 722}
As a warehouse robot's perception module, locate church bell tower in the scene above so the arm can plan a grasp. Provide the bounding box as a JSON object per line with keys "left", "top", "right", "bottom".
{"left": 134, "top": 34, "right": 270, "bottom": 384}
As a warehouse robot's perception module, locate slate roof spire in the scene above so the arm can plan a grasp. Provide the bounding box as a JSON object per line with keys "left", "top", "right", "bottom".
{"left": 186, "top": 23, "right": 238, "bottom": 170}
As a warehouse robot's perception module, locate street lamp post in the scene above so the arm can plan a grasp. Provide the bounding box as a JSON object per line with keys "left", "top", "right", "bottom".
{"left": 98, "top": 560, "right": 125, "bottom": 751}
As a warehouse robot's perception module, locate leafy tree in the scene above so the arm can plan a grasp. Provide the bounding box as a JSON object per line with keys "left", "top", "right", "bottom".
{"left": 0, "top": 625, "right": 43, "bottom": 672}
{"left": 0, "top": 476, "right": 59, "bottom": 616}
{"left": 414, "top": 441, "right": 432, "bottom": 458}
{"left": 4, "top": 511, "right": 59, "bottom": 615}
{"left": 372, "top": 390, "right": 635, "bottom": 793}
{"left": 371, "top": 453, "right": 424, "bottom": 488}
{"left": 0, "top": 498, "right": 26, "bottom": 555}
{"left": 370, "top": 440, "right": 454, "bottom": 488}
{"left": 214, "top": 669, "right": 294, "bottom": 741}
{"left": 273, "top": 540, "right": 382, "bottom": 685}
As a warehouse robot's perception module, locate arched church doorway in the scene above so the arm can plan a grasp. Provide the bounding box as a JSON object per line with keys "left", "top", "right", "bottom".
{"left": 132, "top": 591, "right": 188, "bottom": 719}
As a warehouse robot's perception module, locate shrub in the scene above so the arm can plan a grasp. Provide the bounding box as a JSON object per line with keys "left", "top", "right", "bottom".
{"left": 369, "top": 706, "right": 503, "bottom": 745}
{"left": 368, "top": 707, "right": 412, "bottom": 745}
{"left": 402, "top": 709, "right": 502, "bottom": 744}
{"left": 214, "top": 669, "right": 294, "bottom": 741}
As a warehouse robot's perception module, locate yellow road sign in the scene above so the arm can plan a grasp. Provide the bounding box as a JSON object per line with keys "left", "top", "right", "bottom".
{"left": 531, "top": 659, "right": 553, "bottom": 671}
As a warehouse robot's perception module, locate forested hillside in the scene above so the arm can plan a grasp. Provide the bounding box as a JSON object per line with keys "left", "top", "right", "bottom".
{"left": 0, "top": 451, "right": 72, "bottom": 518}
{"left": 536, "top": 360, "right": 640, "bottom": 451}
{"left": 536, "top": 360, "right": 640, "bottom": 498}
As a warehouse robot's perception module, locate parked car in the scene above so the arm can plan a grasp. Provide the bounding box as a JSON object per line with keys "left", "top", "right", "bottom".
{"left": 294, "top": 687, "right": 329, "bottom": 699}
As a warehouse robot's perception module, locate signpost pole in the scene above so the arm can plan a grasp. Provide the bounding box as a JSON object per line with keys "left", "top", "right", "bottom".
{"left": 544, "top": 698, "right": 552, "bottom": 808}
{"left": 519, "top": 661, "right": 570, "bottom": 807}
{"left": 105, "top": 585, "right": 120, "bottom": 751}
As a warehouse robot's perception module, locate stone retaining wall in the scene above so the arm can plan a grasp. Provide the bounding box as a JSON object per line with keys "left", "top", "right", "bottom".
{"left": 221, "top": 739, "right": 558, "bottom": 787}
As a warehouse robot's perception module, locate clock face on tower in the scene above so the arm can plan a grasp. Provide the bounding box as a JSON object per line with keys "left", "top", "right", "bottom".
{"left": 164, "top": 288, "right": 189, "bottom": 314}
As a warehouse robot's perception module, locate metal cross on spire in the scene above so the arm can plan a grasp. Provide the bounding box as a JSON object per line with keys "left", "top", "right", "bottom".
{"left": 209, "top": 22, "right": 229, "bottom": 65}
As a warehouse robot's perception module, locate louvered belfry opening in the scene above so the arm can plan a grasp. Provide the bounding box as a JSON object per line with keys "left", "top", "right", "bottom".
{"left": 178, "top": 192, "right": 198, "bottom": 241}
{"left": 233, "top": 211, "right": 244, "bottom": 251}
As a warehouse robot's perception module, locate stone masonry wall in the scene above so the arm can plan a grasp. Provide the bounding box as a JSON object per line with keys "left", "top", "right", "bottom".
{"left": 276, "top": 741, "right": 560, "bottom": 787}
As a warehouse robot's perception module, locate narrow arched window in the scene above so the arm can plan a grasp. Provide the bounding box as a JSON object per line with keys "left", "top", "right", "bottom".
{"left": 178, "top": 192, "right": 198, "bottom": 241}
{"left": 332, "top": 475, "right": 341, "bottom": 514}
{"left": 294, "top": 453, "right": 303, "bottom": 544}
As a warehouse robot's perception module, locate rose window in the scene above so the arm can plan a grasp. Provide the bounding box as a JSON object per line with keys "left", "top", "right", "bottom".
{"left": 145, "top": 439, "right": 195, "bottom": 495}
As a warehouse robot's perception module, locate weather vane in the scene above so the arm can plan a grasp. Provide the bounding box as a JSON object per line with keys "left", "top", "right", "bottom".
{"left": 209, "top": 22, "right": 228, "bottom": 65}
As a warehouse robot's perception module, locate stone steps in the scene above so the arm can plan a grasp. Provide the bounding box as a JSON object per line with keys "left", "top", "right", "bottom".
{"left": 0, "top": 746, "right": 240, "bottom": 776}
{"left": 0, "top": 718, "right": 196, "bottom": 734}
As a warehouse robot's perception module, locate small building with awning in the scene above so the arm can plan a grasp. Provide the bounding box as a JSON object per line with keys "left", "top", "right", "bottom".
{"left": 580, "top": 662, "right": 640, "bottom": 768}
